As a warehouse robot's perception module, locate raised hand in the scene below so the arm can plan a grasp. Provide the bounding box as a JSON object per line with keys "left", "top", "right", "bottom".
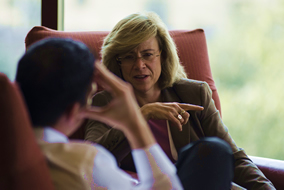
{"left": 140, "top": 102, "right": 204, "bottom": 131}
{"left": 82, "top": 62, "right": 155, "bottom": 149}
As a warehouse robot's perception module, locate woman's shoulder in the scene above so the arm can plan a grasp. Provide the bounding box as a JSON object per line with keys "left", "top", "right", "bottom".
{"left": 92, "top": 90, "right": 112, "bottom": 106}
{"left": 173, "top": 78, "right": 210, "bottom": 92}
{"left": 168, "top": 79, "right": 212, "bottom": 104}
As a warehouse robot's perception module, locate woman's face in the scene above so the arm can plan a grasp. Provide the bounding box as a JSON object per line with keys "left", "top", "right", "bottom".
{"left": 119, "top": 36, "right": 162, "bottom": 95}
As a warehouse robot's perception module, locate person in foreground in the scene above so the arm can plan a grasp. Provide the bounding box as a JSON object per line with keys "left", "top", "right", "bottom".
{"left": 84, "top": 12, "right": 275, "bottom": 189}
{"left": 15, "top": 38, "right": 184, "bottom": 189}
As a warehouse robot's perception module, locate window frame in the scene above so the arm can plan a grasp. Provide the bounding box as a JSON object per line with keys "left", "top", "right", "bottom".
{"left": 41, "top": 0, "right": 64, "bottom": 30}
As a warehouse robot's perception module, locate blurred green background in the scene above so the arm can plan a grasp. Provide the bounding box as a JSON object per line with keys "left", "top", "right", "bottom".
{"left": 1, "top": 0, "right": 283, "bottom": 160}
{"left": 208, "top": 1, "right": 284, "bottom": 159}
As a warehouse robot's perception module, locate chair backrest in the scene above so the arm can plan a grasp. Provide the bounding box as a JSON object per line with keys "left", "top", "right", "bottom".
{"left": 25, "top": 26, "right": 221, "bottom": 139}
{"left": 0, "top": 73, "right": 54, "bottom": 189}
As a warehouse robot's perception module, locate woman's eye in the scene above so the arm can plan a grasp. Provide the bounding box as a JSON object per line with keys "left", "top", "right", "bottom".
{"left": 143, "top": 53, "right": 153, "bottom": 57}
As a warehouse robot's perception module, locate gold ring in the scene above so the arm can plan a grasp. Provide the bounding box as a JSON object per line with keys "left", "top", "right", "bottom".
{"left": 180, "top": 109, "right": 186, "bottom": 115}
{"left": 177, "top": 114, "right": 182, "bottom": 120}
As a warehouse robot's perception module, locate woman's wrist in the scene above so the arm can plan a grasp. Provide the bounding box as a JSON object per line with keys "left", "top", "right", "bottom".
{"left": 140, "top": 104, "right": 151, "bottom": 121}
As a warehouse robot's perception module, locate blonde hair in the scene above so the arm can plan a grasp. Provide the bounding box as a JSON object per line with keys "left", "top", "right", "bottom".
{"left": 101, "top": 12, "right": 187, "bottom": 89}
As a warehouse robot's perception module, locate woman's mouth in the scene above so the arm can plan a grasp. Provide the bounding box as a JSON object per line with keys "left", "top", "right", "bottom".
{"left": 134, "top": 75, "right": 149, "bottom": 80}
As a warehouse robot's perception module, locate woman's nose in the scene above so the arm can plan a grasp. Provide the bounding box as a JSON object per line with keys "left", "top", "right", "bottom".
{"left": 134, "top": 56, "right": 146, "bottom": 68}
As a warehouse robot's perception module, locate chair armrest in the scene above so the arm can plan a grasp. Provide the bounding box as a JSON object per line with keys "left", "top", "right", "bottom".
{"left": 249, "top": 155, "right": 284, "bottom": 189}
{"left": 126, "top": 156, "right": 284, "bottom": 189}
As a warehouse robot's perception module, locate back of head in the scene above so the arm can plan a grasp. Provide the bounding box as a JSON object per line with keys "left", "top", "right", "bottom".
{"left": 102, "top": 12, "right": 187, "bottom": 89}
{"left": 16, "top": 38, "right": 95, "bottom": 127}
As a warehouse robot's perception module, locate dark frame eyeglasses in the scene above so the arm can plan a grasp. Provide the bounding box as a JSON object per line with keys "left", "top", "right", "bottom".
{"left": 116, "top": 50, "right": 162, "bottom": 66}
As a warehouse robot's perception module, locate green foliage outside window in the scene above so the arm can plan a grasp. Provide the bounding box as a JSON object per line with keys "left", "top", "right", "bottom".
{"left": 208, "top": 1, "right": 284, "bottom": 159}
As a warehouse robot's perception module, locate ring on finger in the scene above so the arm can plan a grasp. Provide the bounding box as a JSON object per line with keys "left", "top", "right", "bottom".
{"left": 180, "top": 109, "right": 186, "bottom": 115}
{"left": 177, "top": 114, "right": 183, "bottom": 120}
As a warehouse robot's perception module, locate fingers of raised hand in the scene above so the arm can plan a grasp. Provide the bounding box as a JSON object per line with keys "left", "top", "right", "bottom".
{"left": 81, "top": 106, "right": 105, "bottom": 121}
{"left": 94, "top": 62, "right": 133, "bottom": 97}
{"left": 89, "top": 63, "right": 141, "bottom": 129}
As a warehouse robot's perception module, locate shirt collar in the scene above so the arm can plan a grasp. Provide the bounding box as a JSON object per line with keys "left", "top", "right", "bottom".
{"left": 35, "top": 127, "right": 69, "bottom": 143}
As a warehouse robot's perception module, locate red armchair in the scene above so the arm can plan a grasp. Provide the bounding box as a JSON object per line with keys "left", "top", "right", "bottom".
{"left": 0, "top": 73, "right": 54, "bottom": 190}
{"left": 24, "top": 26, "right": 284, "bottom": 189}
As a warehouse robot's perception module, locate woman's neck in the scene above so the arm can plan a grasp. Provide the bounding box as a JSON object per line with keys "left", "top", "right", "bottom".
{"left": 135, "top": 88, "right": 162, "bottom": 107}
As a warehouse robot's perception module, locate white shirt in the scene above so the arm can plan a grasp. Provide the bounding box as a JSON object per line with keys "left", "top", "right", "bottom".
{"left": 37, "top": 127, "right": 183, "bottom": 190}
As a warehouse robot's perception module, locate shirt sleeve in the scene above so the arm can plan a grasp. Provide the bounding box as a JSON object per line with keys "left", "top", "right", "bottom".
{"left": 92, "top": 143, "right": 183, "bottom": 190}
{"left": 132, "top": 144, "right": 183, "bottom": 190}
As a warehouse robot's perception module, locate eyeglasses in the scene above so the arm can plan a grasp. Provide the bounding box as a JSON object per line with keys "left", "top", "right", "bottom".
{"left": 116, "top": 50, "right": 162, "bottom": 66}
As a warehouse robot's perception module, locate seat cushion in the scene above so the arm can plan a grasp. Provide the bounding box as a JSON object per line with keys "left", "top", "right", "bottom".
{"left": 249, "top": 156, "right": 284, "bottom": 190}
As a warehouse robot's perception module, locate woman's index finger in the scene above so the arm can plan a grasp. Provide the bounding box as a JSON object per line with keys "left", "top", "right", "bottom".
{"left": 178, "top": 103, "right": 204, "bottom": 111}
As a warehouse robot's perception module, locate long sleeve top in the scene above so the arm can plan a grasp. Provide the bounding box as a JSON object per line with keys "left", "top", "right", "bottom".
{"left": 34, "top": 127, "right": 183, "bottom": 190}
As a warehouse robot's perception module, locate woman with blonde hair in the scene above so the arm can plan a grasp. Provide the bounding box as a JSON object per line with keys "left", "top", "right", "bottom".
{"left": 85, "top": 12, "right": 274, "bottom": 189}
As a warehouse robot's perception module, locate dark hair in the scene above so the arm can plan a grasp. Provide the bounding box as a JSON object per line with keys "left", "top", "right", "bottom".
{"left": 16, "top": 38, "right": 95, "bottom": 127}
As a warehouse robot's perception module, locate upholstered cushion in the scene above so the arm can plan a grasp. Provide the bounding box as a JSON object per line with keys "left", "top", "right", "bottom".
{"left": 170, "top": 30, "right": 221, "bottom": 114}
{"left": 249, "top": 156, "right": 284, "bottom": 190}
{"left": 25, "top": 26, "right": 107, "bottom": 60}
{"left": 0, "top": 73, "right": 54, "bottom": 190}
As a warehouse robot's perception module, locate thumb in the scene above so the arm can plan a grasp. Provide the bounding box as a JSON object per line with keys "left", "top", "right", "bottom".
{"left": 80, "top": 107, "right": 106, "bottom": 121}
